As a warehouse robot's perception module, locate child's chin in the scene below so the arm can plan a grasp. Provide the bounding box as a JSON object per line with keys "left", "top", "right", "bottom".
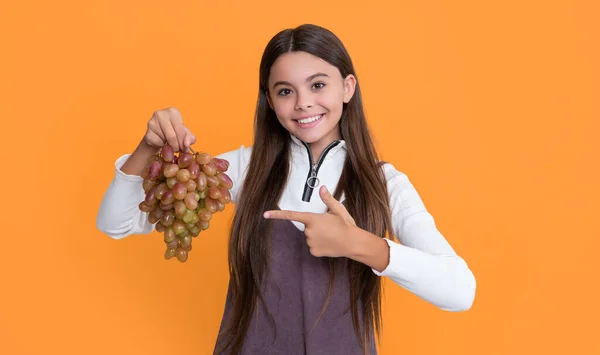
{"left": 295, "top": 131, "right": 325, "bottom": 144}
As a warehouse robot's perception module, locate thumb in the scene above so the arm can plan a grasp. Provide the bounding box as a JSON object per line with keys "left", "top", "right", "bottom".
{"left": 183, "top": 127, "right": 196, "bottom": 149}
{"left": 319, "top": 185, "right": 345, "bottom": 215}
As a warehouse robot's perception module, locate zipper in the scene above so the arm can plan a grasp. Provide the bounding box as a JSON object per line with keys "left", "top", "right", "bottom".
{"left": 300, "top": 140, "right": 341, "bottom": 202}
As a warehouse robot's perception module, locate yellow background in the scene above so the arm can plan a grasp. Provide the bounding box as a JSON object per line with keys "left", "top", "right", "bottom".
{"left": 1, "top": 0, "right": 598, "bottom": 354}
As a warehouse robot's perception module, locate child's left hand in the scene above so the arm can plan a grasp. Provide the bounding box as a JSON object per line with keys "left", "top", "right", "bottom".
{"left": 263, "top": 185, "right": 358, "bottom": 258}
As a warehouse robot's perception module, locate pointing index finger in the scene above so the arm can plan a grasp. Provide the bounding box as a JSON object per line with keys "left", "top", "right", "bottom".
{"left": 264, "top": 210, "right": 313, "bottom": 224}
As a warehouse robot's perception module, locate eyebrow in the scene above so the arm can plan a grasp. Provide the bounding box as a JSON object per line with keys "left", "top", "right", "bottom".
{"left": 272, "top": 72, "right": 329, "bottom": 89}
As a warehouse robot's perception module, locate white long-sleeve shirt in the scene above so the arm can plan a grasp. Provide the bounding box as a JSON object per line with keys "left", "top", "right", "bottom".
{"left": 96, "top": 134, "right": 476, "bottom": 311}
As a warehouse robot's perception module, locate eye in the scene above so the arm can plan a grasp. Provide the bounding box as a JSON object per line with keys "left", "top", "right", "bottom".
{"left": 278, "top": 88, "right": 292, "bottom": 96}
{"left": 312, "top": 82, "right": 326, "bottom": 90}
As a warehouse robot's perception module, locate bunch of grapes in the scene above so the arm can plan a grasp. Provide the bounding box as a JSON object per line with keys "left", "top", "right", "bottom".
{"left": 138, "top": 145, "right": 233, "bottom": 263}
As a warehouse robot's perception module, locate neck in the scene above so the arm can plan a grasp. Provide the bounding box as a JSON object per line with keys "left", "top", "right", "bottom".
{"left": 290, "top": 130, "right": 343, "bottom": 163}
{"left": 308, "top": 140, "right": 332, "bottom": 163}
{"left": 308, "top": 126, "right": 342, "bottom": 162}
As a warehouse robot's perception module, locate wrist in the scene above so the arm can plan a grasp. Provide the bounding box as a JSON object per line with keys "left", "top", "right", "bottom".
{"left": 347, "top": 226, "right": 390, "bottom": 272}
{"left": 137, "top": 138, "right": 161, "bottom": 155}
{"left": 120, "top": 139, "right": 160, "bottom": 176}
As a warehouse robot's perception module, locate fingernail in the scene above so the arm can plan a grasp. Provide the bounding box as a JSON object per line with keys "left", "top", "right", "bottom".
{"left": 263, "top": 212, "right": 270, "bottom": 218}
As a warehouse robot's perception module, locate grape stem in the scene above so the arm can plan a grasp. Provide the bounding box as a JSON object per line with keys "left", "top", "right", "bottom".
{"left": 188, "top": 147, "right": 196, "bottom": 154}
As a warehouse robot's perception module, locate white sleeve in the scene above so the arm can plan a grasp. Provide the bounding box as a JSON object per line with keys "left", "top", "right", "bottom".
{"left": 95, "top": 154, "right": 155, "bottom": 240}
{"left": 371, "top": 163, "right": 477, "bottom": 312}
{"left": 95, "top": 145, "right": 252, "bottom": 240}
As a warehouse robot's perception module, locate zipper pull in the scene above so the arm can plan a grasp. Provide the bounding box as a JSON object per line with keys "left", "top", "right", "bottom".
{"left": 306, "top": 164, "right": 320, "bottom": 188}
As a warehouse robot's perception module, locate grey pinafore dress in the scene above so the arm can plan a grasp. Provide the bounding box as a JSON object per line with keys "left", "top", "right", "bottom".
{"left": 213, "top": 217, "right": 378, "bottom": 355}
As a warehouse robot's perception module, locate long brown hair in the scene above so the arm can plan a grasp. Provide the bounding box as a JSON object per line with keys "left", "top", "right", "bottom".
{"left": 217, "top": 24, "right": 394, "bottom": 354}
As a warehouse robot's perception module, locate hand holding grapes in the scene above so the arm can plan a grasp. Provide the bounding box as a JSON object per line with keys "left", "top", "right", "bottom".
{"left": 120, "top": 107, "right": 196, "bottom": 177}
{"left": 144, "top": 107, "right": 196, "bottom": 153}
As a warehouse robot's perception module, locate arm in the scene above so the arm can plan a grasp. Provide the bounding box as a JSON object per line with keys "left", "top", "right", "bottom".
{"left": 355, "top": 164, "right": 476, "bottom": 312}
{"left": 95, "top": 139, "right": 157, "bottom": 239}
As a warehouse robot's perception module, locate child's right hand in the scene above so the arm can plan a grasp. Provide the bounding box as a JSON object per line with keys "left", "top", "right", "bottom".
{"left": 144, "top": 107, "right": 196, "bottom": 153}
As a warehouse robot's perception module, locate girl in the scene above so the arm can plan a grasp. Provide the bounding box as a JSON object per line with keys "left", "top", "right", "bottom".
{"left": 97, "top": 24, "right": 476, "bottom": 355}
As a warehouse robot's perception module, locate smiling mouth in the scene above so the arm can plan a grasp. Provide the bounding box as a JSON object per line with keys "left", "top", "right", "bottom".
{"left": 294, "top": 114, "right": 323, "bottom": 124}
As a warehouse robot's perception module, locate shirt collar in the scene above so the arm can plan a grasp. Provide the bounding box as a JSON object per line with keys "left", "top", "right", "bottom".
{"left": 289, "top": 133, "right": 347, "bottom": 155}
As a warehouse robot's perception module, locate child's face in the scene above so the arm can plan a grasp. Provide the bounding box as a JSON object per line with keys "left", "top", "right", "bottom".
{"left": 267, "top": 51, "right": 356, "bottom": 147}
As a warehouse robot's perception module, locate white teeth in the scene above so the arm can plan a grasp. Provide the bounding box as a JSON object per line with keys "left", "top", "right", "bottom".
{"left": 297, "top": 115, "right": 322, "bottom": 124}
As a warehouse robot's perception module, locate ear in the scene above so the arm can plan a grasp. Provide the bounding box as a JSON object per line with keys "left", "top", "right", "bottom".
{"left": 342, "top": 74, "right": 357, "bottom": 103}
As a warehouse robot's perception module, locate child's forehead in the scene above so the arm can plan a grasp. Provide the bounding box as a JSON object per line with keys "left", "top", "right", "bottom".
{"left": 269, "top": 52, "right": 337, "bottom": 82}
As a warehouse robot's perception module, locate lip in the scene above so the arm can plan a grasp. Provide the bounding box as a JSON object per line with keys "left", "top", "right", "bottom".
{"left": 293, "top": 113, "right": 324, "bottom": 129}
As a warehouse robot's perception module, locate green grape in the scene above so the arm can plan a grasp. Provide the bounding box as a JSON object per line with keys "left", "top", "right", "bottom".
{"left": 155, "top": 183, "right": 169, "bottom": 200}
{"left": 189, "top": 226, "right": 201, "bottom": 237}
{"left": 198, "top": 208, "right": 212, "bottom": 222}
{"left": 219, "top": 187, "right": 231, "bottom": 204}
{"left": 148, "top": 208, "right": 164, "bottom": 224}
{"left": 166, "top": 239, "right": 178, "bottom": 249}
{"left": 176, "top": 248, "right": 188, "bottom": 262}
{"left": 184, "top": 179, "right": 196, "bottom": 192}
{"left": 195, "top": 152, "right": 212, "bottom": 165}
{"left": 174, "top": 200, "right": 187, "bottom": 218}
{"left": 165, "top": 248, "right": 177, "bottom": 260}
{"left": 172, "top": 220, "right": 186, "bottom": 235}
{"left": 172, "top": 182, "right": 187, "bottom": 200}
{"left": 198, "top": 220, "right": 210, "bottom": 230}
{"left": 178, "top": 153, "right": 194, "bottom": 168}
{"left": 148, "top": 160, "right": 162, "bottom": 180}
{"left": 161, "top": 190, "right": 175, "bottom": 205}
{"left": 155, "top": 222, "right": 166, "bottom": 233}
{"left": 148, "top": 213, "right": 161, "bottom": 225}
{"left": 185, "top": 222, "right": 196, "bottom": 230}
{"left": 217, "top": 173, "right": 233, "bottom": 189}
{"left": 145, "top": 186, "right": 158, "bottom": 205}
{"left": 207, "top": 175, "right": 219, "bottom": 188}
{"left": 139, "top": 201, "right": 154, "bottom": 213}
{"left": 159, "top": 202, "right": 174, "bottom": 211}
{"left": 182, "top": 209, "right": 197, "bottom": 224}
{"left": 184, "top": 192, "right": 198, "bottom": 210}
{"left": 204, "top": 198, "right": 218, "bottom": 213}
{"left": 212, "top": 158, "right": 229, "bottom": 173}
{"left": 143, "top": 178, "right": 156, "bottom": 193}
{"left": 161, "top": 145, "right": 175, "bottom": 163}
{"left": 180, "top": 235, "right": 192, "bottom": 249}
{"left": 166, "top": 176, "right": 178, "bottom": 189}
{"left": 202, "top": 162, "right": 217, "bottom": 177}
{"left": 188, "top": 161, "right": 200, "bottom": 180}
{"left": 176, "top": 169, "right": 190, "bottom": 182}
{"left": 196, "top": 172, "right": 207, "bottom": 191}
{"left": 160, "top": 210, "right": 175, "bottom": 226}
{"left": 164, "top": 228, "right": 177, "bottom": 243}
{"left": 208, "top": 186, "right": 221, "bottom": 200}
{"left": 163, "top": 163, "right": 180, "bottom": 178}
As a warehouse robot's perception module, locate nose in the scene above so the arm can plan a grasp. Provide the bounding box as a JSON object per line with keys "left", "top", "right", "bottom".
{"left": 294, "top": 89, "right": 313, "bottom": 111}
